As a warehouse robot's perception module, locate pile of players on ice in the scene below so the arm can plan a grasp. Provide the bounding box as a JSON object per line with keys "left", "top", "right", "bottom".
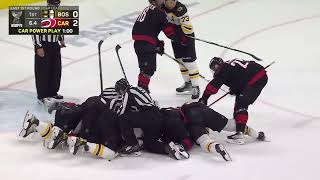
{"left": 19, "top": 55, "right": 268, "bottom": 162}
{"left": 19, "top": 0, "right": 269, "bottom": 162}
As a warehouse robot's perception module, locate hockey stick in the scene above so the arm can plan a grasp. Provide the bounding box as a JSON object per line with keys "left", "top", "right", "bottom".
{"left": 163, "top": 52, "right": 211, "bottom": 82}
{"left": 97, "top": 33, "right": 113, "bottom": 94}
{"left": 115, "top": 44, "right": 128, "bottom": 80}
{"left": 98, "top": 40, "right": 104, "bottom": 94}
{"left": 187, "top": 36, "right": 263, "bottom": 61}
{"left": 208, "top": 61, "right": 276, "bottom": 107}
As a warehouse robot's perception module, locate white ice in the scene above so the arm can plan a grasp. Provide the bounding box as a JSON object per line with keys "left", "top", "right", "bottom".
{"left": 0, "top": 0, "right": 320, "bottom": 180}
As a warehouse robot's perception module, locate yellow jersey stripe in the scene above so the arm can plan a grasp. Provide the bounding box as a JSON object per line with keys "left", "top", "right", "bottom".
{"left": 92, "top": 144, "right": 99, "bottom": 156}
{"left": 98, "top": 145, "right": 105, "bottom": 157}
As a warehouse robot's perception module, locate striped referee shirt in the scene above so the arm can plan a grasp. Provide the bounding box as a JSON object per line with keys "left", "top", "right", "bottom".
{"left": 99, "top": 87, "right": 123, "bottom": 111}
{"left": 118, "top": 86, "right": 157, "bottom": 115}
{"left": 31, "top": 34, "right": 64, "bottom": 48}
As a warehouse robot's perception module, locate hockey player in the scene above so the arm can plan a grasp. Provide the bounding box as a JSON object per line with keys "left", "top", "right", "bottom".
{"left": 181, "top": 102, "right": 265, "bottom": 149}
{"left": 132, "top": 0, "right": 187, "bottom": 93}
{"left": 161, "top": 103, "right": 230, "bottom": 161}
{"left": 67, "top": 108, "right": 122, "bottom": 161}
{"left": 149, "top": 108, "right": 193, "bottom": 160}
{"left": 161, "top": 102, "right": 265, "bottom": 160}
{"left": 199, "top": 57, "right": 268, "bottom": 144}
{"left": 19, "top": 88, "right": 123, "bottom": 161}
{"left": 114, "top": 78, "right": 190, "bottom": 160}
{"left": 163, "top": 0, "right": 200, "bottom": 99}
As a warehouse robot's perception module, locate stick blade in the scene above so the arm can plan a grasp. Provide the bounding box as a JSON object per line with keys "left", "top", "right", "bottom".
{"left": 98, "top": 40, "right": 104, "bottom": 49}
{"left": 115, "top": 44, "right": 122, "bottom": 51}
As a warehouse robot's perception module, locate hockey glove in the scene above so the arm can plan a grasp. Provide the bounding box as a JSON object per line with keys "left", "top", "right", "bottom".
{"left": 198, "top": 97, "right": 208, "bottom": 105}
{"left": 229, "top": 88, "right": 236, "bottom": 96}
{"left": 156, "top": 40, "right": 165, "bottom": 55}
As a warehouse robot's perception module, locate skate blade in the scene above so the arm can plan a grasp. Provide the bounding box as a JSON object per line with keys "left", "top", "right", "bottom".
{"left": 108, "top": 153, "right": 120, "bottom": 161}
{"left": 179, "top": 151, "right": 190, "bottom": 159}
{"left": 215, "top": 144, "right": 232, "bottom": 161}
{"left": 227, "top": 139, "right": 245, "bottom": 145}
{"left": 19, "top": 111, "right": 32, "bottom": 137}
{"left": 258, "top": 137, "right": 271, "bottom": 142}
{"left": 120, "top": 151, "right": 142, "bottom": 157}
{"left": 223, "top": 151, "right": 232, "bottom": 161}
{"left": 18, "top": 129, "right": 26, "bottom": 137}
{"left": 22, "top": 111, "right": 33, "bottom": 129}
{"left": 176, "top": 91, "right": 192, "bottom": 95}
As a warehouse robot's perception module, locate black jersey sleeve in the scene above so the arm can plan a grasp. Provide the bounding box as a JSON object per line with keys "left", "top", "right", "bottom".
{"left": 202, "top": 65, "right": 229, "bottom": 100}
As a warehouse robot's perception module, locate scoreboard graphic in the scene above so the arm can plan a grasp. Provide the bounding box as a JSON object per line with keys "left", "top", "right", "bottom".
{"left": 9, "top": 6, "right": 79, "bottom": 35}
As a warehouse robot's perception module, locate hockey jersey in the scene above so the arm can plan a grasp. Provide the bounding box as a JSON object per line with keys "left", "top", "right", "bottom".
{"left": 204, "top": 59, "right": 267, "bottom": 97}
{"left": 132, "top": 4, "right": 182, "bottom": 45}
{"left": 163, "top": 1, "right": 194, "bottom": 36}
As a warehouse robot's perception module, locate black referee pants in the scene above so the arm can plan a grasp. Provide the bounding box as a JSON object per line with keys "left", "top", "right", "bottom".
{"left": 34, "top": 42, "right": 61, "bottom": 99}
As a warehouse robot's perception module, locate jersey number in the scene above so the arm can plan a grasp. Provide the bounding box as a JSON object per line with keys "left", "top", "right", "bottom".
{"left": 137, "top": 5, "right": 155, "bottom": 22}
{"left": 181, "top": 16, "right": 190, "bottom": 22}
{"left": 229, "top": 59, "right": 249, "bottom": 69}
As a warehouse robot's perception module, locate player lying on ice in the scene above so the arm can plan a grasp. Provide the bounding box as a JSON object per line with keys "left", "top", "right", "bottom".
{"left": 19, "top": 88, "right": 124, "bottom": 160}
{"left": 165, "top": 102, "right": 266, "bottom": 147}
{"left": 19, "top": 80, "right": 192, "bottom": 161}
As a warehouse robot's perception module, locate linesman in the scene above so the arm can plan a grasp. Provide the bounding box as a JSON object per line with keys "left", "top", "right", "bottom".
{"left": 32, "top": 0, "right": 65, "bottom": 102}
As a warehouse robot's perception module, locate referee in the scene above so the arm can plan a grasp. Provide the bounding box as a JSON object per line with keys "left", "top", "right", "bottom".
{"left": 32, "top": 0, "right": 65, "bottom": 102}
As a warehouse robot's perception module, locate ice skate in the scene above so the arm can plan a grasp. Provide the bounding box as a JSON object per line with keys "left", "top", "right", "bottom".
{"left": 38, "top": 97, "right": 60, "bottom": 114}
{"left": 47, "top": 126, "right": 68, "bottom": 149}
{"left": 165, "top": 142, "right": 190, "bottom": 160}
{"left": 19, "top": 111, "right": 39, "bottom": 138}
{"left": 119, "top": 144, "right": 142, "bottom": 157}
{"left": 68, "top": 136, "right": 89, "bottom": 155}
{"left": 176, "top": 81, "right": 192, "bottom": 95}
{"left": 227, "top": 132, "right": 245, "bottom": 145}
{"left": 257, "top": 131, "right": 267, "bottom": 141}
{"left": 51, "top": 94, "right": 63, "bottom": 99}
{"left": 214, "top": 143, "right": 232, "bottom": 161}
{"left": 191, "top": 86, "right": 200, "bottom": 99}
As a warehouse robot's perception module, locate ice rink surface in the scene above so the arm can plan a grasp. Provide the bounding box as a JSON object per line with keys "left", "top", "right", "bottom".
{"left": 1, "top": 0, "right": 320, "bottom": 179}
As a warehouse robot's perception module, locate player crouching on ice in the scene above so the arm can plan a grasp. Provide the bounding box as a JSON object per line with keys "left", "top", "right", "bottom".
{"left": 199, "top": 57, "right": 268, "bottom": 144}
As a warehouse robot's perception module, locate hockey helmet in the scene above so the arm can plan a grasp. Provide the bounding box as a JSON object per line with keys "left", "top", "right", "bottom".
{"left": 164, "top": 0, "right": 177, "bottom": 9}
{"left": 209, "top": 57, "right": 224, "bottom": 71}
{"left": 149, "top": 0, "right": 165, "bottom": 6}
{"left": 115, "top": 78, "right": 130, "bottom": 94}
{"left": 47, "top": 0, "right": 60, "bottom": 6}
